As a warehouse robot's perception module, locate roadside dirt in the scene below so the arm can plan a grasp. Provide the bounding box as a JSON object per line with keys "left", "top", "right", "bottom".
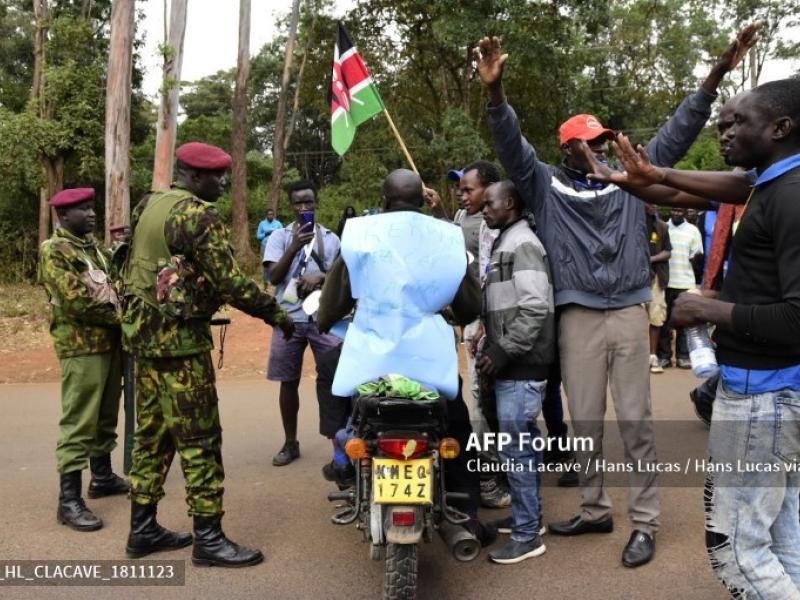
{"left": 0, "top": 307, "right": 320, "bottom": 384}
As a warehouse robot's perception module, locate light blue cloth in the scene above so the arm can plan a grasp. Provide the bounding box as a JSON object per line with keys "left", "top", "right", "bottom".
{"left": 720, "top": 364, "right": 800, "bottom": 394}
{"left": 332, "top": 211, "right": 466, "bottom": 399}
{"left": 256, "top": 218, "right": 283, "bottom": 241}
{"left": 754, "top": 152, "right": 800, "bottom": 187}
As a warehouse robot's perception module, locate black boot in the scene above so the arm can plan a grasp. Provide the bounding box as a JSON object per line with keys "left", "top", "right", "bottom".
{"left": 192, "top": 516, "right": 264, "bottom": 568}
{"left": 57, "top": 471, "right": 102, "bottom": 531}
{"left": 126, "top": 502, "right": 193, "bottom": 558}
{"left": 88, "top": 454, "right": 130, "bottom": 498}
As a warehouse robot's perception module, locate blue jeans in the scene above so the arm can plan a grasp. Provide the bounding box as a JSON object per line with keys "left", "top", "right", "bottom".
{"left": 495, "top": 378, "right": 546, "bottom": 542}
{"left": 705, "top": 383, "right": 800, "bottom": 599}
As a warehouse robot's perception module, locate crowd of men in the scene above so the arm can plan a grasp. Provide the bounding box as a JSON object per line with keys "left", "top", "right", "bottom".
{"left": 36, "top": 18, "right": 800, "bottom": 598}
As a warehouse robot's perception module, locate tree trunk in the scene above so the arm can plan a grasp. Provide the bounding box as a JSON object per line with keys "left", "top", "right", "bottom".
{"left": 32, "top": 0, "right": 50, "bottom": 246}
{"left": 749, "top": 46, "right": 758, "bottom": 89}
{"left": 284, "top": 13, "right": 315, "bottom": 153}
{"left": 230, "top": 0, "right": 256, "bottom": 265}
{"left": 43, "top": 156, "right": 64, "bottom": 230}
{"left": 104, "top": 0, "right": 135, "bottom": 244}
{"left": 152, "top": 0, "right": 188, "bottom": 191}
{"left": 269, "top": 0, "right": 302, "bottom": 213}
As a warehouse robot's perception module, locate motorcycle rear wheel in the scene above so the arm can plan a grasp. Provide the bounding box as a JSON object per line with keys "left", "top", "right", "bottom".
{"left": 384, "top": 543, "right": 417, "bottom": 600}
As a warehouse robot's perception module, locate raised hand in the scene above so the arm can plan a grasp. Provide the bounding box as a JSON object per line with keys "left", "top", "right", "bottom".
{"left": 423, "top": 186, "right": 441, "bottom": 209}
{"left": 574, "top": 139, "right": 615, "bottom": 182}
{"left": 587, "top": 134, "right": 665, "bottom": 188}
{"left": 717, "top": 21, "right": 760, "bottom": 73}
{"left": 703, "top": 21, "right": 760, "bottom": 92}
{"left": 611, "top": 134, "right": 666, "bottom": 187}
{"left": 473, "top": 36, "right": 508, "bottom": 88}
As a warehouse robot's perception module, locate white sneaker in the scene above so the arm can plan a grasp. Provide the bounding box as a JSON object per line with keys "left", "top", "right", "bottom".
{"left": 649, "top": 354, "right": 663, "bottom": 374}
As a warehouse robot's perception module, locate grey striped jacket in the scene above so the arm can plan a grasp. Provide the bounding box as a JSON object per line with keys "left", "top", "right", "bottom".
{"left": 481, "top": 219, "right": 555, "bottom": 380}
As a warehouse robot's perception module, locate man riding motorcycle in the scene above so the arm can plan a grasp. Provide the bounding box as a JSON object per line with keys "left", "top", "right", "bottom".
{"left": 316, "top": 168, "right": 492, "bottom": 544}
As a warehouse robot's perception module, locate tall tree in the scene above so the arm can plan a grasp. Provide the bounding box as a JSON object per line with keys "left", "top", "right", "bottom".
{"left": 104, "top": 0, "right": 135, "bottom": 243}
{"left": 32, "top": 0, "right": 53, "bottom": 245}
{"left": 152, "top": 0, "right": 187, "bottom": 191}
{"left": 230, "top": 0, "right": 256, "bottom": 264}
{"left": 269, "top": 0, "right": 301, "bottom": 213}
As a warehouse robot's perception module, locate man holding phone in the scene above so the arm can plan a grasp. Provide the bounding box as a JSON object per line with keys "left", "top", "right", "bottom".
{"left": 263, "top": 180, "right": 342, "bottom": 466}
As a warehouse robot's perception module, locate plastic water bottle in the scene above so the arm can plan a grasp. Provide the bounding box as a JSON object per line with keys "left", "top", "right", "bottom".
{"left": 685, "top": 325, "right": 720, "bottom": 379}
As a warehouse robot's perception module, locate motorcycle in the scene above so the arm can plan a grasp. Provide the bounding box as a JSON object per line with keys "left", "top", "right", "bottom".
{"left": 328, "top": 384, "right": 480, "bottom": 600}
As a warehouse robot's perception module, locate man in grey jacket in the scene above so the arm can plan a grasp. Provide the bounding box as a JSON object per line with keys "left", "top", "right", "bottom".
{"left": 473, "top": 29, "right": 753, "bottom": 568}
{"left": 477, "top": 180, "right": 555, "bottom": 564}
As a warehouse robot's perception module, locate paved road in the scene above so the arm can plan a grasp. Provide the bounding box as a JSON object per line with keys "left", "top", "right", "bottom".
{"left": 0, "top": 370, "right": 726, "bottom": 600}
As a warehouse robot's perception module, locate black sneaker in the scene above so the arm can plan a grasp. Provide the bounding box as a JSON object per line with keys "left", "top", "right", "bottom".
{"left": 543, "top": 447, "right": 574, "bottom": 466}
{"left": 321, "top": 461, "right": 355, "bottom": 487}
{"left": 272, "top": 441, "right": 300, "bottom": 466}
{"left": 493, "top": 515, "right": 546, "bottom": 536}
{"left": 488, "top": 536, "right": 546, "bottom": 564}
{"left": 480, "top": 478, "right": 512, "bottom": 509}
{"left": 689, "top": 388, "right": 713, "bottom": 428}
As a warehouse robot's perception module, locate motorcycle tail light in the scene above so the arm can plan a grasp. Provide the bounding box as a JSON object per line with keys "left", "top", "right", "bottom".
{"left": 392, "top": 510, "right": 415, "bottom": 526}
{"left": 439, "top": 437, "right": 460, "bottom": 460}
{"left": 345, "top": 437, "right": 368, "bottom": 460}
{"left": 377, "top": 437, "right": 428, "bottom": 460}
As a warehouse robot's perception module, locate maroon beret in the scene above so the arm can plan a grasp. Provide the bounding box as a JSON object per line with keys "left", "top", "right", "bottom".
{"left": 176, "top": 142, "right": 232, "bottom": 171}
{"left": 49, "top": 188, "right": 95, "bottom": 208}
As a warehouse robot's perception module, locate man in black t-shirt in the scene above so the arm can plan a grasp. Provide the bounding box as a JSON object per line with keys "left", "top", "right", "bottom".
{"left": 590, "top": 78, "right": 800, "bottom": 599}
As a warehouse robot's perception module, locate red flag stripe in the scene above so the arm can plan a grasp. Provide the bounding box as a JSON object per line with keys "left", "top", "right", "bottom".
{"left": 340, "top": 52, "right": 370, "bottom": 90}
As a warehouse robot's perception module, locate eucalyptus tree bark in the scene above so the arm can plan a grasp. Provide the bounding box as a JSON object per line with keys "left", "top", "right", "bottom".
{"left": 152, "top": 0, "right": 188, "bottom": 191}
{"left": 32, "top": 0, "right": 51, "bottom": 245}
{"left": 284, "top": 13, "right": 315, "bottom": 153}
{"left": 230, "top": 0, "right": 256, "bottom": 264}
{"left": 269, "top": 0, "right": 301, "bottom": 213}
{"left": 104, "top": 0, "right": 135, "bottom": 244}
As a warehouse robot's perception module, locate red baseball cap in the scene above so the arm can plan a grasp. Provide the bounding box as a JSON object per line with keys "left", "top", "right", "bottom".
{"left": 559, "top": 114, "right": 615, "bottom": 146}
{"left": 176, "top": 142, "right": 232, "bottom": 171}
{"left": 49, "top": 188, "right": 95, "bottom": 208}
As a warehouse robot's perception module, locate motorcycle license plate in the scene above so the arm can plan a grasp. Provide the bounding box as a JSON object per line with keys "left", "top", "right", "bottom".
{"left": 372, "top": 458, "right": 433, "bottom": 504}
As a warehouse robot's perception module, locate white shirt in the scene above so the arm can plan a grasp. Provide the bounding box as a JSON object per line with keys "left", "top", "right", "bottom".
{"left": 667, "top": 220, "right": 702, "bottom": 290}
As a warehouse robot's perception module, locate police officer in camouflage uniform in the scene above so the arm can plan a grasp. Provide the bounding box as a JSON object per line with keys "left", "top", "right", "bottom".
{"left": 122, "top": 142, "right": 293, "bottom": 567}
{"left": 39, "top": 187, "right": 130, "bottom": 533}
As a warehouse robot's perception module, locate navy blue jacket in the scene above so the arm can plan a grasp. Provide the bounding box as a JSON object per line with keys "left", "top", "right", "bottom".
{"left": 487, "top": 89, "right": 717, "bottom": 309}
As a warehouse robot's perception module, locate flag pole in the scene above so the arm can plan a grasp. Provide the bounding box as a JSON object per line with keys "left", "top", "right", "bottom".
{"left": 383, "top": 108, "right": 418, "bottom": 174}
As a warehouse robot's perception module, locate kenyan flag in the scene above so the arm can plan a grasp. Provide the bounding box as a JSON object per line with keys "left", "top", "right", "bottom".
{"left": 330, "top": 22, "right": 384, "bottom": 156}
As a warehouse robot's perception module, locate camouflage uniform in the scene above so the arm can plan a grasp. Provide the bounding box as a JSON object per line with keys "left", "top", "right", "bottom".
{"left": 39, "top": 227, "right": 122, "bottom": 474}
{"left": 122, "top": 187, "right": 287, "bottom": 517}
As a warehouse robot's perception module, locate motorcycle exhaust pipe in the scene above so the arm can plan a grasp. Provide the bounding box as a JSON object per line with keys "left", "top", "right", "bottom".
{"left": 438, "top": 520, "right": 480, "bottom": 562}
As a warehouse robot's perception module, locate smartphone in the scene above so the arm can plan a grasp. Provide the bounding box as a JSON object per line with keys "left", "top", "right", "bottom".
{"left": 299, "top": 209, "right": 315, "bottom": 233}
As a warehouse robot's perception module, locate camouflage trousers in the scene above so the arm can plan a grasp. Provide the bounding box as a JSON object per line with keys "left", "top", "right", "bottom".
{"left": 128, "top": 352, "right": 224, "bottom": 516}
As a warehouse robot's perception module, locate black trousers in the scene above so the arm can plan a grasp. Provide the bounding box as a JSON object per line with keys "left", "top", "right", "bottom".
{"left": 543, "top": 357, "right": 568, "bottom": 441}
{"left": 315, "top": 345, "right": 351, "bottom": 438}
{"left": 658, "top": 287, "right": 690, "bottom": 361}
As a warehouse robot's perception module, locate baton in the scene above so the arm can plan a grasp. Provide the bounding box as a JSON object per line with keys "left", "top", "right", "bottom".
{"left": 122, "top": 350, "right": 135, "bottom": 475}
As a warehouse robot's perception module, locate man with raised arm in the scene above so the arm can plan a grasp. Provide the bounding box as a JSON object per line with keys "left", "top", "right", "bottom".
{"left": 588, "top": 79, "right": 800, "bottom": 596}
{"left": 473, "top": 24, "right": 757, "bottom": 568}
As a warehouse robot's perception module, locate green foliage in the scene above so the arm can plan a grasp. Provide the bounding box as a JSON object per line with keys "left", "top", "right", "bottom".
{"left": 0, "top": 0, "right": 151, "bottom": 282}
{"left": 2, "top": 0, "right": 800, "bottom": 282}
{"left": 675, "top": 129, "right": 731, "bottom": 172}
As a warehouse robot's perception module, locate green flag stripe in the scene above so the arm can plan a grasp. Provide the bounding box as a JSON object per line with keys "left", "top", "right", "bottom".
{"left": 349, "top": 83, "right": 384, "bottom": 126}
